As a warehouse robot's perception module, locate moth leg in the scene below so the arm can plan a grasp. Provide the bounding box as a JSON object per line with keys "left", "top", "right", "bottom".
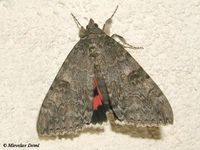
{"left": 71, "top": 13, "right": 86, "bottom": 38}
{"left": 102, "top": 5, "right": 118, "bottom": 36}
{"left": 111, "top": 34, "right": 144, "bottom": 49}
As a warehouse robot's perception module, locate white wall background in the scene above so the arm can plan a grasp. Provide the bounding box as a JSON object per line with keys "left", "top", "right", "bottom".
{"left": 0, "top": 0, "right": 200, "bottom": 150}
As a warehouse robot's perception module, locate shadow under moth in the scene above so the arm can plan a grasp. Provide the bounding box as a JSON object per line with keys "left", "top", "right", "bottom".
{"left": 37, "top": 6, "right": 173, "bottom": 136}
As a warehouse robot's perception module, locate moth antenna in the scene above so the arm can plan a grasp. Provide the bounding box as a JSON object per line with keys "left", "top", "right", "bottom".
{"left": 71, "top": 13, "right": 82, "bottom": 29}
{"left": 102, "top": 5, "right": 119, "bottom": 36}
{"left": 110, "top": 5, "right": 119, "bottom": 19}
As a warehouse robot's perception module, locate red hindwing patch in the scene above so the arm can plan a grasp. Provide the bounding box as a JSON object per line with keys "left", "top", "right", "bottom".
{"left": 92, "top": 79, "right": 103, "bottom": 110}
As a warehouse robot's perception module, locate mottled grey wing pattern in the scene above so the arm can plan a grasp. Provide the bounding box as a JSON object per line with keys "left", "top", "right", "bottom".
{"left": 37, "top": 17, "right": 173, "bottom": 136}
{"left": 96, "top": 35, "right": 173, "bottom": 126}
{"left": 37, "top": 40, "right": 94, "bottom": 136}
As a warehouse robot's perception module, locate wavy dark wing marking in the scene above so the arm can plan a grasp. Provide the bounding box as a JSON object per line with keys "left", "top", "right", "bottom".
{"left": 97, "top": 35, "right": 173, "bottom": 126}
{"left": 37, "top": 40, "right": 94, "bottom": 136}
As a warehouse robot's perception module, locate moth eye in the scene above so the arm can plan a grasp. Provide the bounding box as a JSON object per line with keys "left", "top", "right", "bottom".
{"left": 94, "top": 23, "right": 98, "bottom": 27}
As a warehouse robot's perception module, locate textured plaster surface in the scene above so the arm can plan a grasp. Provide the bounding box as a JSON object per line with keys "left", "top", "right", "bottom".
{"left": 0, "top": 0, "right": 200, "bottom": 150}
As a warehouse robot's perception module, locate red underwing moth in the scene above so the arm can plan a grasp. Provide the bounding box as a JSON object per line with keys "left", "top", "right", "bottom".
{"left": 37, "top": 6, "right": 173, "bottom": 136}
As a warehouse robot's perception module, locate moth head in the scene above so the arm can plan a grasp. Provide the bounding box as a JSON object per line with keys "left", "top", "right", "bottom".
{"left": 71, "top": 13, "right": 105, "bottom": 38}
{"left": 85, "top": 19, "right": 104, "bottom": 35}
{"left": 87, "top": 19, "right": 98, "bottom": 28}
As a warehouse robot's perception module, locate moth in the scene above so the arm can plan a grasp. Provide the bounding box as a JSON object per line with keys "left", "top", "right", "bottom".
{"left": 37, "top": 6, "right": 173, "bottom": 136}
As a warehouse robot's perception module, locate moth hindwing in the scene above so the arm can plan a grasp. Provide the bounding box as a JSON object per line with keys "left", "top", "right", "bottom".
{"left": 37, "top": 10, "right": 173, "bottom": 136}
